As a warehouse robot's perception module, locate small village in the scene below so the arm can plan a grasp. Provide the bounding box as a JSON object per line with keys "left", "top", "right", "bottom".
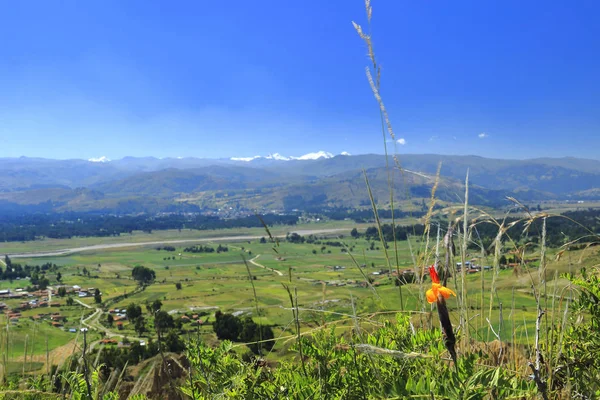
{"left": 0, "top": 284, "right": 96, "bottom": 330}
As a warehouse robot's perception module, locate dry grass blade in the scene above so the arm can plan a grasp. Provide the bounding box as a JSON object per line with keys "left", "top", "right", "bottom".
{"left": 363, "top": 170, "right": 393, "bottom": 273}
{"left": 424, "top": 163, "right": 442, "bottom": 236}
{"left": 255, "top": 213, "right": 280, "bottom": 254}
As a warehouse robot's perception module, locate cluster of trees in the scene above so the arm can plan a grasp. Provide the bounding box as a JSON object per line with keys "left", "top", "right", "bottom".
{"left": 98, "top": 300, "right": 185, "bottom": 372}
{"left": 286, "top": 232, "right": 305, "bottom": 244}
{"left": 131, "top": 266, "right": 156, "bottom": 286}
{"left": 0, "top": 212, "right": 299, "bottom": 242}
{"left": 121, "top": 300, "right": 185, "bottom": 350}
{"left": 213, "top": 311, "right": 275, "bottom": 355}
{"left": 363, "top": 224, "right": 427, "bottom": 242}
{"left": 0, "top": 257, "right": 58, "bottom": 289}
{"left": 183, "top": 244, "right": 228, "bottom": 253}
{"left": 286, "top": 233, "right": 344, "bottom": 248}
{"left": 156, "top": 246, "right": 176, "bottom": 251}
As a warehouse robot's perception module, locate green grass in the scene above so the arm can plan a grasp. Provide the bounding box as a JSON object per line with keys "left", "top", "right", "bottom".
{"left": 2, "top": 231, "right": 589, "bottom": 362}
{"left": 0, "top": 317, "right": 76, "bottom": 357}
{"left": 0, "top": 220, "right": 363, "bottom": 254}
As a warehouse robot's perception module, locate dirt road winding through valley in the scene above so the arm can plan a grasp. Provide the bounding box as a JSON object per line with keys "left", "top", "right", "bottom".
{"left": 249, "top": 254, "right": 284, "bottom": 276}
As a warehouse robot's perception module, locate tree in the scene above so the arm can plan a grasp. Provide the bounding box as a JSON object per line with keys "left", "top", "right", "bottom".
{"left": 126, "top": 303, "right": 142, "bottom": 320}
{"left": 499, "top": 255, "right": 508, "bottom": 265}
{"left": 154, "top": 311, "right": 174, "bottom": 331}
{"left": 312, "top": 249, "right": 317, "bottom": 255}
{"left": 56, "top": 272, "right": 62, "bottom": 282}
{"left": 350, "top": 228, "right": 359, "bottom": 238}
{"left": 94, "top": 288, "right": 102, "bottom": 304}
{"left": 57, "top": 287, "right": 67, "bottom": 297}
{"left": 164, "top": 330, "right": 185, "bottom": 352}
{"left": 82, "top": 267, "right": 89, "bottom": 277}
{"left": 260, "top": 325, "right": 275, "bottom": 352}
{"left": 213, "top": 311, "right": 242, "bottom": 341}
{"left": 107, "top": 314, "right": 114, "bottom": 326}
{"left": 146, "top": 299, "right": 162, "bottom": 314}
{"left": 66, "top": 297, "right": 74, "bottom": 306}
{"left": 38, "top": 276, "right": 50, "bottom": 290}
{"left": 287, "top": 233, "right": 304, "bottom": 244}
{"left": 131, "top": 266, "right": 156, "bottom": 286}
{"left": 134, "top": 316, "right": 147, "bottom": 336}
{"left": 4, "top": 255, "right": 11, "bottom": 268}
{"left": 175, "top": 282, "right": 182, "bottom": 290}
{"left": 259, "top": 237, "right": 267, "bottom": 244}
{"left": 238, "top": 316, "right": 275, "bottom": 354}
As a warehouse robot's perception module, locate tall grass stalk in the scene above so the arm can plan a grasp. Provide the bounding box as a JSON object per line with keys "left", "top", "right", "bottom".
{"left": 487, "top": 224, "right": 504, "bottom": 342}
{"left": 354, "top": 3, "right": 418, "bottom": 311}
{"left": 242, "top": 254, "right": 263, "bottom": 355}
{"left": 421, "top": 165, "right": 442, "bottom": 278}
{"left": 511, "top": 287, "right": 516, "bottom": 371}
{"left": 363, "top": 171, "right": 395, "bottom": 282}
{"left": 294, "top": 287, "right": 307, "bottom": 377}
{"left": 548, "top": 269, "right": 559, "bottom": 390}
{"left": 539, "top": 216, "right": 549, "bottom": 380}
{"left": 472, "top": 226, "right": 486, "bottom": 334}
{"left": 460, "top": 170, "right": 470, "bottom": 346}
{"left": 282, "top": 283, "right": 307, "bottom": 376}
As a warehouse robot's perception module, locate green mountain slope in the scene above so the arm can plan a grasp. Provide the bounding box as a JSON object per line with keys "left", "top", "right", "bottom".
{"left": 0, "top": 154, "right": 597, "bottom": 214}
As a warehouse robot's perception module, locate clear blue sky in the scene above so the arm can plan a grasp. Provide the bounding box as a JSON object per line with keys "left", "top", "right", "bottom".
{"left": 1, "top": 1, "right": 599, "bottom": 160}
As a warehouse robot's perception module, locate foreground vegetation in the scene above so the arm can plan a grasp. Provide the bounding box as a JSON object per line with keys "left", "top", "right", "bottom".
{"left": 2, "top": 2, "right": 600, "bottom": 399}
{"left": 1, "top": 211, "right": 599, "bottom": 399}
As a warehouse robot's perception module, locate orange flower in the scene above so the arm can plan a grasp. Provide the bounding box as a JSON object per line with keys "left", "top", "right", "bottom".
{"left": 426, "top": 265, "right": 456, "bottom": 304}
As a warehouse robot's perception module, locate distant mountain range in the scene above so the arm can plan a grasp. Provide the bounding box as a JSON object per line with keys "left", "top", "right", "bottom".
{"left": 229, "top": 150, "right": 341, "bottom": 162}
{"left": 1, "top": 153, "right": 599, "bottom": 214}
{"left": 88, "top": 150, "right": 343, "bottom": 164}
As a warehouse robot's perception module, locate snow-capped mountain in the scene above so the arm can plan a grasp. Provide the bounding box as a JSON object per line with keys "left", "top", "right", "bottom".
{"left": 230, "top": 155, "right": 262, "bottom": 162}
{"left": 266, "top": 153, "right": 291, "bottom": 161}
{"left": 88, "top": 156, "right": 111, "bottom": 163}
{"left": 230, "top": 151, "right": 335, "bottom": 162}
{"left": 293, "top": 151, "right": 334, "bottom": 160}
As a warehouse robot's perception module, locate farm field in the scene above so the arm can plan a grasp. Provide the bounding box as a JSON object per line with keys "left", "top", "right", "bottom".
{"left": 0, "top": 221, "right": 370, "bottom": 255}
{"left": 3, "top": 225, "right": 594, "bottom": 374}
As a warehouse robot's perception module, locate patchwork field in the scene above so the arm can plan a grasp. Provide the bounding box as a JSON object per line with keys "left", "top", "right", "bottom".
{"left": 2, "top": 225, "right": 594, "bottom": 374}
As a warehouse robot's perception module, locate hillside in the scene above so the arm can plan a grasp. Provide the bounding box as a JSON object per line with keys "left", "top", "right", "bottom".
{"left": 0, "top": 154, "right": 597, "bottom": 214}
